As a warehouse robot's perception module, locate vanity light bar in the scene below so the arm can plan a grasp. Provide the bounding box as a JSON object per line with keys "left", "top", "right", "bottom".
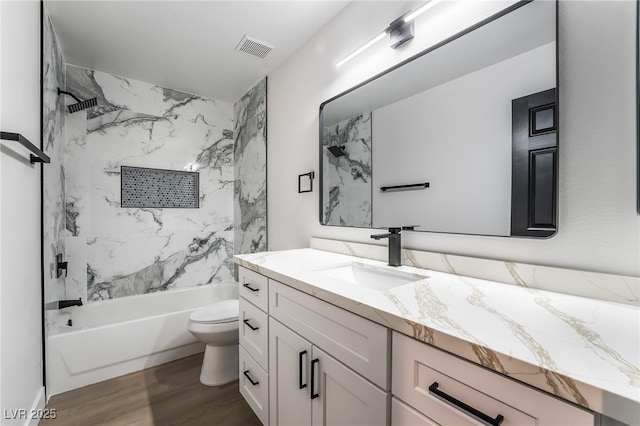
{"left": 335, "top": 0, "right": 443, "bottom": 68}
{"left": 336, "top": 31, "right": 387, "bottom": 67}
{"left": 403, "top": 0, "right": 443, "bottom": 23}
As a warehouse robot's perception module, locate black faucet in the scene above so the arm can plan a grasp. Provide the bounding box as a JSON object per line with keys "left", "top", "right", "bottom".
{"left": 371, "top": 227, "right": 402, "bottom": 267}
{"left": 58, "top": 298, "right": 83, "bottom": 309}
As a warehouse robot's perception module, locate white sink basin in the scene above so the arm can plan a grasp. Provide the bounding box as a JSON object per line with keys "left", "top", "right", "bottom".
{"left": 314, "top": 262, "right": 427, "bottom": 292}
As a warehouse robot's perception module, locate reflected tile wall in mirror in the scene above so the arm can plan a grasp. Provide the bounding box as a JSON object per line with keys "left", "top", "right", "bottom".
{"left": 322, "top": 113, "right": 372, "bottom": 227}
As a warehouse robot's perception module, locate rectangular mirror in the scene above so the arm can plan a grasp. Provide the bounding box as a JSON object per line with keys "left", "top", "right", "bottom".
{"left": 320, "top": 0, "right": 558, "bottom": 237}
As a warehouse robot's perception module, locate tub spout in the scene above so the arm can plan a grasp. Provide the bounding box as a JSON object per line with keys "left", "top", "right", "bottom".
{"left": 58, "top": 298, "right": 83, "bottom": 309}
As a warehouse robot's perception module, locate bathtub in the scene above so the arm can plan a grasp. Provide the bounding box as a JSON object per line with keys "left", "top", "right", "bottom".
{"left": 47, "top": 283, "right": 238, "bottom": 396}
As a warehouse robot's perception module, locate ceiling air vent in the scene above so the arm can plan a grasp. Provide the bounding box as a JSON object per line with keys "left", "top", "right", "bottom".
{"left": 235, "top": 35, "right": 273, "bottom": 59}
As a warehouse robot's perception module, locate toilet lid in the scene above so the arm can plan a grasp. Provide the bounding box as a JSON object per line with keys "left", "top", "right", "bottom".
{"left": 190, "top": 299, "right": 239, "bottom": 323}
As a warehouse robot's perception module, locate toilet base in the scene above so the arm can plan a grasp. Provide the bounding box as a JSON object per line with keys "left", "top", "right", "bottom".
{"left": 199, "top": 344, "right": 239, "bottom": 386}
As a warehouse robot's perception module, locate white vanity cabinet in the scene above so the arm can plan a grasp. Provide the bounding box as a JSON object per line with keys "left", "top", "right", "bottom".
{"left": 268, "top": 279, "right": 390, "bottom": 389}
{"left": 268, "top": 279, "right": 390, "bottom": 425}
{"left": 269, "top": 302, "right": 389, "bottom": 426}
{"left": 237, "top": 265, "right": 392, "bottom": 426}
{"left": 269, "top": 318, "right": 388, "bottom": 426}
{"left": 391, "top": 332, "right": 594, "bottom": 426}
{"left": 237, "top": 265, "right": 597, "bottom": 426}
{"left": 238, "top": 268, "right": 270, "bottom": 425}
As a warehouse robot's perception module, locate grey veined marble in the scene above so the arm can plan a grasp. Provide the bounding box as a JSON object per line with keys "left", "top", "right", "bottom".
{"left": 42, "top": 9, "right": 67, "bottom": 307}
{"left": 63, "top": 65, "right": 236, "bottom": 301}
{"left": 322, "top": 113, "right": 372, "bottom": 227}
{"left": 234, "top": 78, "right": 267, "bottom": 254}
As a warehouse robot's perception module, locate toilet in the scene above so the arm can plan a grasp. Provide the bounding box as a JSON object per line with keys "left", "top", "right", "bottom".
{"left": 187, "top": 299, "right": 239, "bottom": 386}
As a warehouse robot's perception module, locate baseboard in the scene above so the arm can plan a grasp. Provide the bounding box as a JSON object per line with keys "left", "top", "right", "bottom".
{"left": 25, "top": 386, "right": 46, "bottom": 426}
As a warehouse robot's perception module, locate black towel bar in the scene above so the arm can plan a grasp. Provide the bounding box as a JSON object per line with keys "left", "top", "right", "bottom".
{"left": 380, "top": 182, "right": 429, "bottom": 192}
{"left": 0, "top": 131, "right": 50, "bottom": 164}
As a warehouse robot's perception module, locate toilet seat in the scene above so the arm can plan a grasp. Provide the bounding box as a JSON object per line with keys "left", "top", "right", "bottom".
{"left": 189, "top": 299, "right": 239, "bottom": 324}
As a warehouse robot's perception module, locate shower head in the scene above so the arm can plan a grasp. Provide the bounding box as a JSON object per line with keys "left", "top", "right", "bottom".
{"left": 58, "top": 88, "right": 97, "bottom": 114}
{"left": 67, "top": 97, "right": 97, "bottom": 113}
{"left": 327, "top": 145, "right": 346, "bottom": 157}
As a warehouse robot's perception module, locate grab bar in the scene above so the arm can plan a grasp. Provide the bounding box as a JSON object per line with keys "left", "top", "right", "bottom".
{"left": 380, "top": 182, "right": 429, "bottom": 192}
{"left": 0, "top": 131, "right": 50, "bottom": 164}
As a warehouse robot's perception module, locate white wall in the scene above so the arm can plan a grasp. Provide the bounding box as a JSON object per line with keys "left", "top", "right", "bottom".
{"left": 0, "top": 0, "right": 46, "bottom": 423}
{"left": 268, "top": 0, "right": 640, "bottom": 277}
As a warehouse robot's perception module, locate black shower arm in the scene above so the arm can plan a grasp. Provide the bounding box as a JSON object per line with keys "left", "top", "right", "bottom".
{"left": 57, "top": 88, "right": 83, "bottom": 104}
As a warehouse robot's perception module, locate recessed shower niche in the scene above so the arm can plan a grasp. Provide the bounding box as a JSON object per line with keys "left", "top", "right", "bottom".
{"left": 121, "top": 166, "right": 199, "bottom": 209}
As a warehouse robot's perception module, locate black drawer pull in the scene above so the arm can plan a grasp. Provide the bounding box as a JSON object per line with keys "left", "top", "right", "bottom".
{"left": 243, "top": 318, "right": 259, "bottom": 331}
{"left": 243, "top": 282, "right": 260, "bottom": 292}
{"left": 429, "top": 382, "right": 504, "bottom": 426}
{"left": 243, "top": 370, "right": 259, "bottom": 386}
{"left": 310, "top": 358, "right": 320, "bottom": 399}
{"left": 299, "top": 350, "right": 307, "bottom": 389}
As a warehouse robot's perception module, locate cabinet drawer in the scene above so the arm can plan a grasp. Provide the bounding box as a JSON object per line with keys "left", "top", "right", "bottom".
{"left": 269, "top": 279, "right": 390, "bottom": 390}
{"left": 239, "top": 267, "right": 268, "bottom": 312}
{"left": 392, "top": 332, "right": 594, "bottom": 426}
{"left": 239, "top": 346, "right": 269, "bottom": 426}
{"left": 240, "top": 297, "right": 269, "bottom": 371}
{"left": 392, "top": 397, "right": 439, "bottom": 426}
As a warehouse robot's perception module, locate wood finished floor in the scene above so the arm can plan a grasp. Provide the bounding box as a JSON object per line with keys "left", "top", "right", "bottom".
{"left": 41, "top": 354, "right": 262, "bottom": 426}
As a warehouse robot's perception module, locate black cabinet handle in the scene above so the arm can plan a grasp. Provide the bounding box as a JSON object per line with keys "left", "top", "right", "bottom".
{"left": 243, "top": 370, "right": 259, "bottom": 386}
{"left": 428, "top": 382, "right": 504, "bottom": 426}
{"left": 243, "top": 318, "right": 259, "bottom": 331}
{"left": 299, "top": 350, "right": 307, "bottom": 389}
{"left": 243, "top": 282, "right": 259, "bottom": 292}
{"left": 310, "top": 358, "right": 320, "bottom": 399}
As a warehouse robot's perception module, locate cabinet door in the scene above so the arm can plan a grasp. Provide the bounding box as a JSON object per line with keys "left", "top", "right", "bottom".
{"left": 269, "top": 318, "right": 312, "bottom": 426}
{"left": 311, "top": 346, "right": 389, "bottom": 426}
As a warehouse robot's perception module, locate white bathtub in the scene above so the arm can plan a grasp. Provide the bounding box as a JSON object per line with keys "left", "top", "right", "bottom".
{"left": 47, "top": 283, "right": 238, "bottom": 396}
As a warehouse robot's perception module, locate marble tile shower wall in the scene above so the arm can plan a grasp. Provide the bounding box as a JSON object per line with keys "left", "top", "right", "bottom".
{"left": 322, "top": 113, "right": 372, "bottom": 227}
{"left": 64, "top": 65, "right": 235, "bottom": 301}
{"left": 42, "top": 11, "right": 67, "bottom": 305}
{"left": 233, "top": 79, "right": 267, "bottom": 254}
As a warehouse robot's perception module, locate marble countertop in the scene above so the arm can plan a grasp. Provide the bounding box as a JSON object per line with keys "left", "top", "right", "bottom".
{"left": 235, "top": 248, "right": 640, "bottom": 425}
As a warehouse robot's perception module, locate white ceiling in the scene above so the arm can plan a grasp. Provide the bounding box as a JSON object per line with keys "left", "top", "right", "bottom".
{"left": 45, "top": 1, "right": 350, "bottom": 103}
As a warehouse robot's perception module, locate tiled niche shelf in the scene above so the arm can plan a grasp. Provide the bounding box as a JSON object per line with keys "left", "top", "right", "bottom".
{"left": 121, "top": 166, "right": 199, "bottom": 208}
